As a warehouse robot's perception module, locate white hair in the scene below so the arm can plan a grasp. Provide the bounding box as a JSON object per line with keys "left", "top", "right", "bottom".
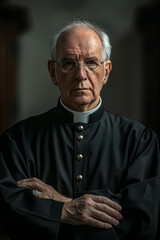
{"left": 50, "top": 20, "right": 111, "bottom": 61}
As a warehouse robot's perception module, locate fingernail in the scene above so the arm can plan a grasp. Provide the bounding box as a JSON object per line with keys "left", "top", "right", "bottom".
{"left": 114, "top": 220, "right": 119, "bottom": 226}
{"left": 118, "top": 205, "right": 122, "bottom": 211}
{"left": 106, "top": 224, "right": 112, "bottom": 229}
{"left": 118, "top": 213, "right": 123, "bottom": 219}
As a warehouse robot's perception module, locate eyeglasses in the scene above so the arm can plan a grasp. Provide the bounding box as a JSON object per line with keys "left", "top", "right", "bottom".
{"left": 54, "top": 58, "right": 105, "bottom": 73}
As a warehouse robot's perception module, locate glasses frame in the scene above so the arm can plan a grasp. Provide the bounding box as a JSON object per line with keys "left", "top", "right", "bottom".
{"left": 54, "top": 58, "right": 105, "bottom": 73}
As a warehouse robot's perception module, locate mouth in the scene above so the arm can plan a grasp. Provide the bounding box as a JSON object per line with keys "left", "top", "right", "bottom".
{"left": 72, "top": 88, "right": 90, "bottom": 91}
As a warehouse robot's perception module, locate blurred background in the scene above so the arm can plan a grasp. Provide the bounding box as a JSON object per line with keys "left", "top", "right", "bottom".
{"left": 0, "top": 0, "right": 160, "bottom": 237}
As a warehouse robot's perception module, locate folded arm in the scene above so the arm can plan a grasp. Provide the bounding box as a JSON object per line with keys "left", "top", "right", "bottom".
{"left": 17, "top": 177, "right": 123, "bottom": 229}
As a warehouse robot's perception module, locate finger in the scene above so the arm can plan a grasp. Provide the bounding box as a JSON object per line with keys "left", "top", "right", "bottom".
{"left": 95, "top": 202, "right": 123, "bottom": 220}
{"left": 17, "top": 178, "right": 34, "bottom": 184}
{"left": 91, "top": 195, "right": 122, "bottom": 211}
{"left": 82, "top": 215, "right": 112, "bottom": 229}
{"left": 17, "top": 179, "right": 45, "bottom": 192}
{"left": 17, "top": 178, "right": 53, "bottom": 192}
{"left": 91, "top": 209, "right": 120, "bottom": 226}
{"left": 17, "top": 181, "right": 37, "bottom": 190}
{"left": 17, "top": 177, "right": 45, "bottom": 185}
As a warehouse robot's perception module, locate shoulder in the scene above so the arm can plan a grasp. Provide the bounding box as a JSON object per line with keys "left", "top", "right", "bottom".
{"left": 16, "top": 108, "right": 55, "bottom": 130}
{"left": 103, "top": 109, "right": 144, "bottom": 128}
{"left": 103, "top": 109, "right": 158, "bottom": 140}
{"left": 0, "top": 107, "right": 57, "bottom": 143}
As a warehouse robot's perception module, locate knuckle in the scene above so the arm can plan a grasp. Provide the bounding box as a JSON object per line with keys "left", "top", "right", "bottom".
{"left": 114, "top": 210, "right": 120, "bottom": 218}
{"left": 81, "top": 195, "right": 91, "bottom": 205}
{"left": 113, "top": 202, "right": 118, "bottom": 208}
{"left": 113, "top": 202, "right": 121, "bottom": 211}
{"left": 107, "top": 215, "right": 119, "bottom": 226}
{"left": 112, "top": 219, "right": 119, "bottom": 226}
{"left": 82, "top": 194, "right": 90, "bottom": 200}
{"left": 48, "top": 185, "right": 53, "bottom": 190}
{"left": 31, "top": 177, "right": 37, "bottom": 182}
{"left": 80, "top": 213, "right": 87, "bottom": 221}
{"left": 114, "top": 211, "right": 123, "bottom": 220}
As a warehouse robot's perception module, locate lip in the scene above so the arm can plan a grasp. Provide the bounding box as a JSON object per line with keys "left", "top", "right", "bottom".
{"left": 72, "top": 88, "right": 90, "bottom": 91}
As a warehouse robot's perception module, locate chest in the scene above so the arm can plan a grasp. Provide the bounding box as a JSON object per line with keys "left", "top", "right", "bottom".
{"left": 28, "top": 121, "right": 131, "bottom": 197}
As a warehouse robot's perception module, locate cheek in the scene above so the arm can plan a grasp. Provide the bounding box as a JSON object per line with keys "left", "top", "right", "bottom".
{"left": 56, "top": 74, "right": 72, "bottom": 94}
{"left": 97, "top": 81, "right": 104, "bottom": 93}
{"left": 91, "top": 73, "right": 105, "bottom": 91}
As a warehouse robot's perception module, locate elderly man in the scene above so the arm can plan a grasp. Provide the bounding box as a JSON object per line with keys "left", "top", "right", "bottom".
{"left": 0, "top": 20, "right": 159, "bottom": 240}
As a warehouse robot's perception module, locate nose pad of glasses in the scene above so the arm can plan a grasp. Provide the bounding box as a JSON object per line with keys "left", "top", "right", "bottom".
{"left": 75, "top": 63, "right": 88, "bottom": 80}
{"left": 76, "top": 62, "right": 88, "bottom": 72}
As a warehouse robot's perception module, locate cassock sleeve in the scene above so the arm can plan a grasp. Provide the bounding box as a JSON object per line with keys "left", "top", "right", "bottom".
{"left": 112, "top": 128, "right": 160, "bottom": 240}
{"left": 0, "top": 129, "right": 64, "bottom": 240}
{"left": 75, "top": 128, "right": 160, "bottom": 240}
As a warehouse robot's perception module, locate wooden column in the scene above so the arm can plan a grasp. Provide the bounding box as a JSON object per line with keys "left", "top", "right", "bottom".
{"left": 0, "top": 2, "right": 30, "bottom": 136}
{"left": 0, "top": 2, "right": 31, "bottom": 238}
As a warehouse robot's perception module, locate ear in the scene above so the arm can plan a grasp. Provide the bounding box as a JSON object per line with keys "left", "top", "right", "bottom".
{"left": 48, "top": 60, "right": 58, "bottom": 86}
{"left": 103, "top": 60, "right": 112, "bottom": 85}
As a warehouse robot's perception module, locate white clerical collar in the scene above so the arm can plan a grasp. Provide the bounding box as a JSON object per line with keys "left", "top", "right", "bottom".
{"left": 60, "top": 97, "right": 102, "bottom": 123}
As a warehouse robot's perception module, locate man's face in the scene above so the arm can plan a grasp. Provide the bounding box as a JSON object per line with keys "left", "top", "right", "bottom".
{"left": 48, "top": 27, "right": 112, "bottom": 111}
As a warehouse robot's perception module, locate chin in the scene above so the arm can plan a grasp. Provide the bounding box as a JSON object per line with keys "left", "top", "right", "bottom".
{"left": 70, "top": 96, "right": 98, "bottom": 111}
{"left": 72, "top": 96, "right": 93, "bottom": 105}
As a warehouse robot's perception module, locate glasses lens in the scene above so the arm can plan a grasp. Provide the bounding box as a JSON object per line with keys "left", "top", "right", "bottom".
{"left": 85, "top": 59, "right": 100, "bottom": 71}
{"left": 60, "top": 60, "right": 76, "bottom": 73}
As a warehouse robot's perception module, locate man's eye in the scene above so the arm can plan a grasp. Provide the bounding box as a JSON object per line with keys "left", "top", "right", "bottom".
{"left": 63, "top": 61, "right": 74, "bottom": 65}
{"left": 86, "top": 60, "right": 99, "bottom": 68}
{"left": 86, "top": 60, "right": 96, "bottom": 65}
{"left": 62, "top": 61, "right": 75, "bottom": 68}
{"left": 85, "top": 59, "right": 101, "bottom": 71}
{"left": 66, "top": 61, "right": 74, "bottom": 65}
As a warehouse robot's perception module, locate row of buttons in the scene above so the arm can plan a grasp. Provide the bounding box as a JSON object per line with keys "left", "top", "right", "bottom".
{"left": 76, "top": 125, "right": 84, "bottom": 182}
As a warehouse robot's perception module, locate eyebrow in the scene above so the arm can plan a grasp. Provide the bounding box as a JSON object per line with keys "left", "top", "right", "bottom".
{"left": 60, "top": 56, "right": 99, "bottom": 62}
{"left": 60, "top": 57, "right": 75, "bottom": 62}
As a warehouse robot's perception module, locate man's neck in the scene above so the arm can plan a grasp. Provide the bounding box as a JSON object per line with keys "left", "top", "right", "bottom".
{"left": 60, "top": 98, "right": 102, "bottom": 123}
{"left": 61, "top": 97, "right": 101, "bottom": 112}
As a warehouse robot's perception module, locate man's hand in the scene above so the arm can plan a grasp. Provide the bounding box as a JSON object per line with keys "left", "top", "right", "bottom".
{"left": 17, "top": 178, "right": 123, "bottom": 229}
{"left": 61, "top": 194, "right": 123, "bottom": 229}
{"left": 17, "top": 177, "right": 71, "bottom": 202}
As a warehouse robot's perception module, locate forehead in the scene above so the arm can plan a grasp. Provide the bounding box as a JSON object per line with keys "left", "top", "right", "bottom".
{"left": 56, "top": 27, "right": 103, "bottom": 59}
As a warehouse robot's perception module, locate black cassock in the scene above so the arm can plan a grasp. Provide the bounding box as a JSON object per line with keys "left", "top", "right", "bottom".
{"left": 0, "top": 100, "right": 160, "bottom": 240}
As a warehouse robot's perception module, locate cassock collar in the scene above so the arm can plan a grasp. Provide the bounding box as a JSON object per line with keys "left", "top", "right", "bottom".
{"left": 56, "top": 97, "right": 104, "bottom": 124}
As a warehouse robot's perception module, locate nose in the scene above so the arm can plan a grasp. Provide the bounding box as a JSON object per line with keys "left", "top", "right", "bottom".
{"left": 75, "top": 64, "right": 87, "bottom": 81}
